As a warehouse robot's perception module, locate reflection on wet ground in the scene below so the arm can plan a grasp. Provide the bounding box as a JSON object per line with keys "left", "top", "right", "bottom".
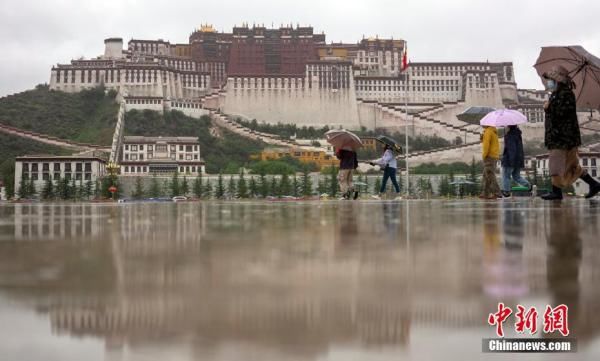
{"left": 0, "top": 200, "right": 599, "bottom": 361}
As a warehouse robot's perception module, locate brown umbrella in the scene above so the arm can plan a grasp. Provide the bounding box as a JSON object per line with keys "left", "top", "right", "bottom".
{"left": 534, "top": 45, "right": 600, "bottom": 109}
{"left": 324, "top": 129, "right": 363, "bottom": 151}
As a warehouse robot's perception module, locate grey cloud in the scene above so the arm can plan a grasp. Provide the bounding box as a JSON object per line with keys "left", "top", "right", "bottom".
{"left": 1, "top": 0, "right": 599, "bottom": 96}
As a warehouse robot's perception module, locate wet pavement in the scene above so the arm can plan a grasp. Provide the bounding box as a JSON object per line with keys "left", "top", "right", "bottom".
{"left": 0, "top": 199, "right": 599, "bottom": 361}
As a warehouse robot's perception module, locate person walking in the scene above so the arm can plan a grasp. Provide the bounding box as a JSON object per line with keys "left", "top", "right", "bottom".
{"left": 480, "top": 125, "right": 501, "bottom": 199}
{"left": 371, "top": 144, "right": 401, "bottom": 200}
{"left": 501, "top": 125, "right": 531, "bottom": 197}
{"left": 336, "top": 148, "right": 358, "bottom": 200}
{"left": 541, "top": 65, "right": 600, "bottom": 200}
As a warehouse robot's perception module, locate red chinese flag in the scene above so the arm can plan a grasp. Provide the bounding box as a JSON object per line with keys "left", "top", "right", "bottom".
{"left": 401, "top": 45, "right": 409, "bottom": 72}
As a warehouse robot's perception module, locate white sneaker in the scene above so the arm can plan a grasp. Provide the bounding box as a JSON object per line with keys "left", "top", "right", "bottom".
{"left": 371, "top": 195, "right": 381, "bottom": 200}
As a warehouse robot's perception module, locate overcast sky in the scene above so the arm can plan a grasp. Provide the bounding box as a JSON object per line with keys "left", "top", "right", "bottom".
{"left": 1, "top": 0, "right": 599, "bottom": 96}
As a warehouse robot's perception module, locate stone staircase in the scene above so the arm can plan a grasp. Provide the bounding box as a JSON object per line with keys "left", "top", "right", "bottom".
{"left": 109, "top": 90, "right": 127, "bottom": 163}
{"left": 0, "top": 123, "right": 109, "bottom": 152}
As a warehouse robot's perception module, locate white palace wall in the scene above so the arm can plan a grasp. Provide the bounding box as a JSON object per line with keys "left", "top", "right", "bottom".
{"left": 222, "top": 77, "right": 362, "bottom": 129}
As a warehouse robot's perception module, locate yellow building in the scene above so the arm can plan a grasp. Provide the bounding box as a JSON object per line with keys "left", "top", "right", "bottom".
{"left": 317, "top": 46, "right": 350, "bottom": 60}
{"left": 360, "top": 137, "right": 380, "bottom": 151}
{"left": 252, "top": 148, "right": 337, "bottom": 169}
{"left": 173, "top": 44, "right": 191, "bottom": 58}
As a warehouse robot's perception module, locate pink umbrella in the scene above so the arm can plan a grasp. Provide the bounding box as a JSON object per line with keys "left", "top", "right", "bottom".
{"left": 479, "top": 109, "right": 527, "bottom": 127}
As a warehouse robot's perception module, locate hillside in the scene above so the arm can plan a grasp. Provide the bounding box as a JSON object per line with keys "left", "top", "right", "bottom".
{"left": 0, "top": 84, "right": 118, "bottom": 145}
{"left": 124, "top": 109, "right": 265, "bottom": 173}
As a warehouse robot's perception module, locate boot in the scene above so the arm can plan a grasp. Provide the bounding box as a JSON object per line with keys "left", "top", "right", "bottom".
{"left": 542, "top": 186, "right": 563, "bottom": 200}
{"left": 580, "top": 173, "right": 600, "bottom": 199}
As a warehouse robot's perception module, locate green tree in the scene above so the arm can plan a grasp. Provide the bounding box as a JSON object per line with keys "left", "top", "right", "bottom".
{"left": 181, "top": 176, "right": 189, "bottom": 196}
{"left": 269, "top": 176, "right": 279, "bottom": 197}
{"left": 170, "top": 172, "right": 181, "bottom": 197}
{"left": 374, "top": 177, "right": 382, "bottom": 195}
{"left": 193, "top": 175, "right": 203, "bottom": 198}
{"left": 94, "top": 179, "right": 101, "bottom": 199}
{"left": 237, "top": 169, "right": 248, "bottom": 198}
{"left": 149, "top": 175, "right": 161, "bottom": 198}
{"left": 438, "top": 176, "right": 452, "bottom": 197}
{"left": 132, "top": 177, "right": 145, "bottom": 200}
{"left": 317, "top": 175, "right": 328, "bottom": 196}
{"left": 468, "top": 157, "right": 479, "bottom": 196}
{"left": 328, "top": 167, "right": 338, "bottom": 197}
{"left": 28, "top": 177, "right": 36, "bottom": 199}
{"left": 78, "top": 180, "right": 86, "bottom": 201}
{"left": 215, "top": 173, "right": 225, "bottom": 199}
{"left": 57, "top": 177, "right": 69, "bottom": 200}
{"left": 292, "top": 175, "right": 300, "bottom": 197}
{"left": 0, "top": 160, "right": 15, "bottom": 199}
{"left": 249, "top": 176, "right": 258, "bottom": 198}
{"left": 259, "top": 173, "right": 269, "bottom": 198}
{"left": 42, "top": 178, "right": 54, "bottom": 200}
{"left": 17, "top": 177, "right": 28, "bottom": 199}
{"left": 227, "top": 175, "right": 237, "bottom": 198}
{"left": 83, "top": 180, "right": 93, "bottom": 200}
{"left": 280, "top": 173, "right": 292, "bottom": 196}
{"left": 70, "top": 178, "right": 78, "bottom": 200}
{"left": 203, "top": 179, "right": 213, "bottom": 199}
{"left": 300, "top": 169, "right": 313, "bottom": 197}
{"left": 417, "top": 177, "right": 433, "bottom": 198}
{"left": 101, "top": 175, "right": 120, "bottom": 199}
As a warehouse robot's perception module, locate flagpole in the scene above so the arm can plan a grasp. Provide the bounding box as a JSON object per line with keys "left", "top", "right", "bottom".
{"left": 403, "top": 46, "right": 409, "bottom": 198}
{"left": 404, "top": 76, "right": 409, "bottom": 197}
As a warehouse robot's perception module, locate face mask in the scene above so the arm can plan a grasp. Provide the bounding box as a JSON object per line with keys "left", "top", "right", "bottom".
{"left": 546, "top": 79, "right": 556, "bottom": 90}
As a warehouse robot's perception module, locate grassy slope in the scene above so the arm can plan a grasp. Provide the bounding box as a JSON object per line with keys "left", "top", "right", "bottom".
{"left": 124, "top": 109, "right": 265, "bottom": 173}
{"left": 0, "top": 84, "right": 118, "bottom": 146}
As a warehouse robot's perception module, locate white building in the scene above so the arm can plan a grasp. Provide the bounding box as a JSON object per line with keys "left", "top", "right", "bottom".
{"left": 352, "top": 38, "right": 406, "bottom": 77}
{"left": 49, "top": 38, "right": 213, "bottom": 100}
{"left": 355, "top": 61, "right": 517, "bottom": 106}
{"left": 120, "top": 136, "right": 205, "bottom": 176}
{"left": 14, "top": 153, "right": 107, "bottom": 199}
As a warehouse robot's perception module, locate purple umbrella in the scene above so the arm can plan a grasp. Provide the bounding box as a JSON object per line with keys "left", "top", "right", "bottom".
{"left": 479, "top": 109, "right": 527, "bottom": 127}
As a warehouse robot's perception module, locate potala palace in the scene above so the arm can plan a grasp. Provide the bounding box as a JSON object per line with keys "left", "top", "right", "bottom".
{"left": 48, "top": 24, "right": 599, "bottom": 164}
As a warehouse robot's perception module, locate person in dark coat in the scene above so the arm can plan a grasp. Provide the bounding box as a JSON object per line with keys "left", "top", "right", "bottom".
{"left": 336, "top": 148, "right": 359, "bottom": 200}
{"left": 501, "top": 125, "right": 530, "bottom": 197}
{"left": 541, "top": 65, "right": 600, "bottom": 200}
